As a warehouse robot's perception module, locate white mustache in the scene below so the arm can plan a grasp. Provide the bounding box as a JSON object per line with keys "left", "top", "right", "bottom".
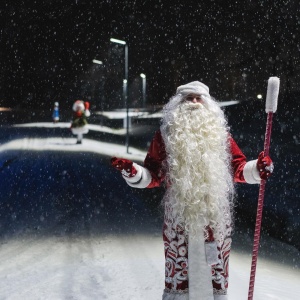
{"left": 185, "top": 102, "right": 203, "bottom": 110}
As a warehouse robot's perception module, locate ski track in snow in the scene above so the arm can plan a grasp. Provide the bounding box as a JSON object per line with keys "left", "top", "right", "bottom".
{"left": 0, "top": 235, "right": 165, "bottom": 300}
{"left": 0, "top": 130, "right": 299, "bottom": 300}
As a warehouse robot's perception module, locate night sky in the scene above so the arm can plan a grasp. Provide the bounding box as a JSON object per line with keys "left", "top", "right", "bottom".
{"left": 1, "top": 0, "right": 300, "bottom": 111}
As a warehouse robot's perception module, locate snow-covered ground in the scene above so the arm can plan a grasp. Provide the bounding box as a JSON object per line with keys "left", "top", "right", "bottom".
{"left": 0, "top": 123, "right": 299, "bottom": 299}
{"left": 0, "top": 229, "right": 299, "bottom": 300}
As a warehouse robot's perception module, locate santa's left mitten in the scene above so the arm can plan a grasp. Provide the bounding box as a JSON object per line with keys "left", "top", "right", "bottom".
{"left": 257, "top": 151, "right": 274, "bottom": 180}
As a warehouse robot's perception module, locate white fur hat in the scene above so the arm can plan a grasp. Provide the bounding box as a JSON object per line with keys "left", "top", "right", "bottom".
{"left": 176, "top": 81, "right": 210, "bottom": 97}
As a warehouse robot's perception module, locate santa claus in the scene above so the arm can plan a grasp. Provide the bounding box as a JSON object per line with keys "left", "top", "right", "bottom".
{"left": 111, "top": 81, "right": 273, "bottom": 300}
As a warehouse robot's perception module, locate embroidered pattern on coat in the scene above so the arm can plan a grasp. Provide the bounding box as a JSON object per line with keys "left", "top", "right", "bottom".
{"left": 163, "top": 220, "right": 232, "bottom": 295}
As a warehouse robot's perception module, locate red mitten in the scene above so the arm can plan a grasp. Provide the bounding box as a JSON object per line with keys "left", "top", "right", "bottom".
{"left": 111, "top": 157, "right": 137, "bottom": 178}
{"left": 257, "top": 151, "right": 274, "bottom": 180}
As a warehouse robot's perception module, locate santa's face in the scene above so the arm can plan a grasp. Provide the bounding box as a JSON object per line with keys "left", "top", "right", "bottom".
{"left": 182, "top": 93, "right": 205, "bottom": 110}
{"left": 184, "top": 93, "right": 203, "bottom": 103}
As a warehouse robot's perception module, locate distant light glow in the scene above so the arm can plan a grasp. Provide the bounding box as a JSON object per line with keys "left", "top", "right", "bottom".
{"left": 140, "top": 73, "right": 146, "bottom": 78}
{"left": 92, "top": 59, "right": 103, "bottom": 65}
{"left": 123, "top": 79, "right": 127, "bottom": 83}
{"left": 257, "top": 94, "right": 263, "bottom": 99}
{"left": 110, "top": 38, "right": 126, "bottom": 45}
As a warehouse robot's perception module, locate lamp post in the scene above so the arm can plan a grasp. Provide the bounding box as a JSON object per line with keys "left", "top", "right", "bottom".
{"left": 92, "top": 59, "right": 104, "bottom": 124}
{"left": 110, "top": 37, "right": 129, "bottom": 153}
{"left": 140, "top": 73, "right": 146, "bottom": 109}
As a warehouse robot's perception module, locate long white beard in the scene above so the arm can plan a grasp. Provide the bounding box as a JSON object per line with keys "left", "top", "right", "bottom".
{"left": 161, "top": 99, "right": 234, "bottom": 241}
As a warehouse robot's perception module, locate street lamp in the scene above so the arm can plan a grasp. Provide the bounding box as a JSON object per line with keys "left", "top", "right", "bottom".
{"left": 140, "top": 73, "right": 146, "bottom": 109}
{"left": 110, "top": 37, "right": 129, "bottom": 153}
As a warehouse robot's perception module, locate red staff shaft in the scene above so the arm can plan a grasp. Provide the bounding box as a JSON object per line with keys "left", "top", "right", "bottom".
{"left": 248, "top": 112, "right": 273, "bottom": 300}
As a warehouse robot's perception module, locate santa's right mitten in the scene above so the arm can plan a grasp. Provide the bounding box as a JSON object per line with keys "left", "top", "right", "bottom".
{"left": 111, "top": 157, "right": 137, "bottom": 178}
{"left": 110, "top": 157, "right": 152, "bottom": 188}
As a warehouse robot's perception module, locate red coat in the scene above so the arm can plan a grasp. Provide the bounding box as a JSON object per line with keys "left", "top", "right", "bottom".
{"left": 141, "top": 130, "right": 250, "bottom": 295}
{"left": 143, "top": 130, "right": 247, "bottom": 189}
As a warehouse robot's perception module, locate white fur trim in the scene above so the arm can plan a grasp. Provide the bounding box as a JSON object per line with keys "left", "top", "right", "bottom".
{"left": 214, "top": 295, "right": 228, "bottom": 300}
{"left": 243, "top": 159, "right": 261, "bottom": 184}
{"left": 71, "top": 126, "right": 89, "bottom": 134}
{"left": 205, "top": 241, "right": 219, "bottom": 265}
{"left": 162, "top": 291, "right": 188, "bottom": 300}
{"left": 122, "top": 163, "right": 142, "bottom": 183}
{"left": 85, "top": 110, "right": 91, "bottom": 117}
{"left": 124, "top": 164, "right": 152, "bottom": 188}
{"left": 188, "top": 224, "right": 214, "bottom": 300}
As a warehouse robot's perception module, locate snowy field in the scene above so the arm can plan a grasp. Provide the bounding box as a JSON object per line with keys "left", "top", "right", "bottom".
{"left": 0, "top": 232, "right": 298, "bottom": 300}
{"left": 0, "top": 123, "right": 299, "bottom": 300}
{"left": 0, "top": 231, "right": 299, "bottom": 300}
